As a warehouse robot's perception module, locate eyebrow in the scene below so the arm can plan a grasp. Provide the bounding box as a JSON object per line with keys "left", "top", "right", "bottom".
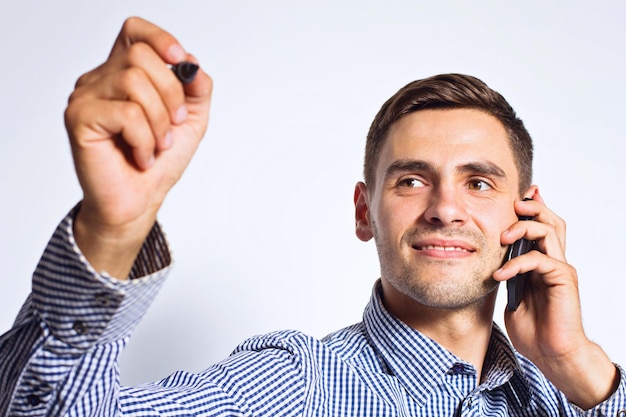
{"left": 384, "top": 159, "right": 507, "bottom": 179}
{"left": 457, "top": 161, "right": 507, "bottom": 178}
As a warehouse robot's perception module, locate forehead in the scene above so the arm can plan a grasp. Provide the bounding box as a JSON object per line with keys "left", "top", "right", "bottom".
{"left": 377, "top": 108, "right": 518, "bottom": 182}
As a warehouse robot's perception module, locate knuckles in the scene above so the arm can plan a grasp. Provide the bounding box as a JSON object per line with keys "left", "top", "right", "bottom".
{"left": 121, "top": 16, "right": 144, "bottom": 33}
{"left": 126, "top": 41, "right": 153, "bottom": 66}
{"left": 118, "top": 66, "right": 148, "bottom": 93}
{"left": 64, "top": 91, "right": 89, "bottom": 133}
{"left": 118, "top": 101, "right": 145, "bottom": 123}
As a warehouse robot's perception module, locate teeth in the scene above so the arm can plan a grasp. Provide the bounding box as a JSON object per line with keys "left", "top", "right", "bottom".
{"left": 421, "top": 245, "right": 469, "bottom": 252}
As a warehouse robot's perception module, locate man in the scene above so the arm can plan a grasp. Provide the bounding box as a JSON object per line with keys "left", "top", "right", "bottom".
{"left": 1, "top": 17, "right": 624, "bottom": 416}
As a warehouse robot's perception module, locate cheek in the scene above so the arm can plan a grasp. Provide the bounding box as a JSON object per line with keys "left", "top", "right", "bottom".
{"left": 473, "top": 209, "right": 517, "bottom": 244}
{"left": 372, "top": 201, "right": 412, "bottom": 237}
{"left": 379, "top": 204, "right": 425, "bottom": 247}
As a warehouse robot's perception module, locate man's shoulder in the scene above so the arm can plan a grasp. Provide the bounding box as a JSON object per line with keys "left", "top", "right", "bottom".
{"left": 231, "top": 322, "right": 371, "bottom": 362}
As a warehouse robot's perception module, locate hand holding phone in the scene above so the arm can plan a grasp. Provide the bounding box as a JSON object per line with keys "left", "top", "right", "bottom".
{"left": 505, "top": 198, "right": 534, "bottom": 311}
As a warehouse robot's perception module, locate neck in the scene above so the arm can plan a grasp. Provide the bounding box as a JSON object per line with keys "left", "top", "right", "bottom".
{"left": 380, "top": 279, "right": 498, "bottom": 378}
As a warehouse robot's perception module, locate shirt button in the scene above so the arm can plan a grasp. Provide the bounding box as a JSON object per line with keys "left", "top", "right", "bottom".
{"left": 73, "top": 321, "right": 88, "bottom": 335}
{"left": 95, "top": 293, "right": 110, "bottom": 307}
{"left": 26, "top": 394, "right": 41, "bottom": 406}
{"left": 451, "top": 363, "right": 465, "bottom": 373}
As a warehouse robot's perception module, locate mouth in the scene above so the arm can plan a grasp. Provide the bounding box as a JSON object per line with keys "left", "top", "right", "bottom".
{"left": 410, "top": 239, "right": 477, "bottom": 259}
{"left": 415, "top": 244, "right": 474, "bottom": 253}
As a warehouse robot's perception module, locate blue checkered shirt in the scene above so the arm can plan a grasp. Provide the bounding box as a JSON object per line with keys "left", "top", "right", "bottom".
{"left": 1, "top": 210, "right": 625, "bottom": 416}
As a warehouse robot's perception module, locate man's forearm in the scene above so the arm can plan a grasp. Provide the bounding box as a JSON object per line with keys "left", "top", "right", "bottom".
{"left": 1, "top": 209, "right": 171, "bottom": 415}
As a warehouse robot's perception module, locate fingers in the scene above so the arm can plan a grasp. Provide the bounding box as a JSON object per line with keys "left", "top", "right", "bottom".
{"left": 495, "top": 187, "right": 574, "bottom": 286}
{"left": 65, "top": 95, "right": 160, "bottom": 170}
{"left": 66, "top": 17, "right": 212, "bottom": 170}
{"left": 494, "top": 249, "right": 576, "bottom": 288}
{"left": 113, "top": 17, "right": 186, "bottom": 63}
{"left": 78, "top": 17, "right": 186, "bottom": 87}
{"left": 76, "top": 55, "right": 183, "bottom": 142}
{"left": 501, "top": 190, "right": 567, "bottom": 259}
{"left": 77, "top": 30, "right": 188, "bottom": 129}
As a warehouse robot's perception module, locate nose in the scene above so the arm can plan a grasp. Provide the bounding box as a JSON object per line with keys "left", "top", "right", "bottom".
{"left": 423, "top": 185, "right": 469, "bottom": 226}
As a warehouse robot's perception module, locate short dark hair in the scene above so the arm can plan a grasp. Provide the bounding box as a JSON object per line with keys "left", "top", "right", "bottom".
{"left": 364, "top": 74, "right": 533, "bottom": 195}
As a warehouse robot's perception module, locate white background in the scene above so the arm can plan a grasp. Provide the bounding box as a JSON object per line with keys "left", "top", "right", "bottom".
{"left": 1, "top": 1, "right": 624, "bottom": 386}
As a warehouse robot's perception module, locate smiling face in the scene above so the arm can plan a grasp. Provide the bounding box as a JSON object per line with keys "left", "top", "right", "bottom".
{"left": 355, "top": 108, "right": 521, "bottom": 312}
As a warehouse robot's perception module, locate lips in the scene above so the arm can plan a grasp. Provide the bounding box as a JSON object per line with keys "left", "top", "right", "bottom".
{"left": 417, "top": 244, "right": 472, "bottom": 253}
{"left": 411, "top": 239, "right": 476, "bottom": 255}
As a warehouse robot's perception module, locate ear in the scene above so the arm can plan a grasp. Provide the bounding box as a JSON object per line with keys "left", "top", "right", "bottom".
{"left": 522, "top": 184, "right": 539, "bottom": 200}
{"left": 354, "top": 182, "right": 374, "bottom": 242}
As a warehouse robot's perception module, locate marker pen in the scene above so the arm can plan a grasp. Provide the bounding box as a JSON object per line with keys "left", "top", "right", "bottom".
{"left": 171, "top": 62, "right": 199, "bottom": 84}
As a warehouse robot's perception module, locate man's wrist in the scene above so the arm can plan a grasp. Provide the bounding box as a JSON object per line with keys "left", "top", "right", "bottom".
{"left": 73, "top": 202, "right": 158, "bottom": 280}
{"left": 546, "top": 342, "right": 619, "bottom": 410}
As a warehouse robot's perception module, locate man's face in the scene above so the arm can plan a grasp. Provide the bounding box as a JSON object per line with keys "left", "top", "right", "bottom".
{"left": 355, "top": 108, "right": 521, "bottom": 311}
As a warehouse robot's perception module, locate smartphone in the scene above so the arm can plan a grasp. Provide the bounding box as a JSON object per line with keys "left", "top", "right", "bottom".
{"left": 505, "top": 199, "right": 534, "bottom": 311}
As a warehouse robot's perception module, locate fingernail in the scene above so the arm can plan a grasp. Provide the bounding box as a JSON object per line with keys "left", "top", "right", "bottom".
{"left": 168, "top": 44, "right": 186, "bottom": 62}
{"left": 174, "top": 106, "right": 188, "bottom": 124}
{"left": 142, "top": 155, "right": 155, "bottom": 170}
{"left": 162, "top": 131, "right": 173, "bottom": 149}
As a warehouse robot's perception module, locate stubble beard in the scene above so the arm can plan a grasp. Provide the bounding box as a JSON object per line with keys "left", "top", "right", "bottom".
{"left": 374, "top": 224, "right": 505, "bottom": 310}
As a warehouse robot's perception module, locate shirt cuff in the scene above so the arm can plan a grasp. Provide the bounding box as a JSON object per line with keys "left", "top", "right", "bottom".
{"left": 580, "top": 364, "right": 626, "bottom": 416}
{"left": 31, "top": 205, "right": 173, "bottom": 350}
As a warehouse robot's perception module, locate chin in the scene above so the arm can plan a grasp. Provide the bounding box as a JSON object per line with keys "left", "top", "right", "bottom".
{"left": 393, "top": 272, "right": 500, "bottom": 310}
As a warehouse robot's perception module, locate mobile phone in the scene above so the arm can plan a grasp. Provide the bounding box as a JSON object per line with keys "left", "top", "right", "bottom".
{"left": 505, "top": 199, "right": 534, "bottom": 311}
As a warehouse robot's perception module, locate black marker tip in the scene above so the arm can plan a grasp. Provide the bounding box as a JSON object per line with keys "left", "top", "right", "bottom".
{"left": 171, "top": 62, "right": 199, "bottom": 84}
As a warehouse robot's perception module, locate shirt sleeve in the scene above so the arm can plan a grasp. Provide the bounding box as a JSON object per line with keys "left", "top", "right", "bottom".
{"left": 0, "top": 206, "right": 172, "bottom": 416}
{"left": 573, "top": 364, "right": 626, "bottom": 417}
{"left": 115, "top": 333, "right": 308, "bottom": 416}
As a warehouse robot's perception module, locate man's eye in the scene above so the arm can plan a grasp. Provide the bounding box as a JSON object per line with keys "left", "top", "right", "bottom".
{"left": 468, "top": 179, "right": 491, "bottom": 191}
{"left": 398, "top": 178, "right": 425, "bottom": 188}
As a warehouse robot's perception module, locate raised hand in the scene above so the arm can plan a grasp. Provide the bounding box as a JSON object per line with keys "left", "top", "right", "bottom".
{"left": 495, "top": 189, "right": 619, "bottom": 409}
{"left": 64, "top": 17, "right": 212, "bottom": 279}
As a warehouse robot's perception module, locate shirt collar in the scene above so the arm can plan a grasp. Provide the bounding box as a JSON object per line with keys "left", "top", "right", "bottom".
{"left": 363, "top": 280, "right": 531, "bottom": 408}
